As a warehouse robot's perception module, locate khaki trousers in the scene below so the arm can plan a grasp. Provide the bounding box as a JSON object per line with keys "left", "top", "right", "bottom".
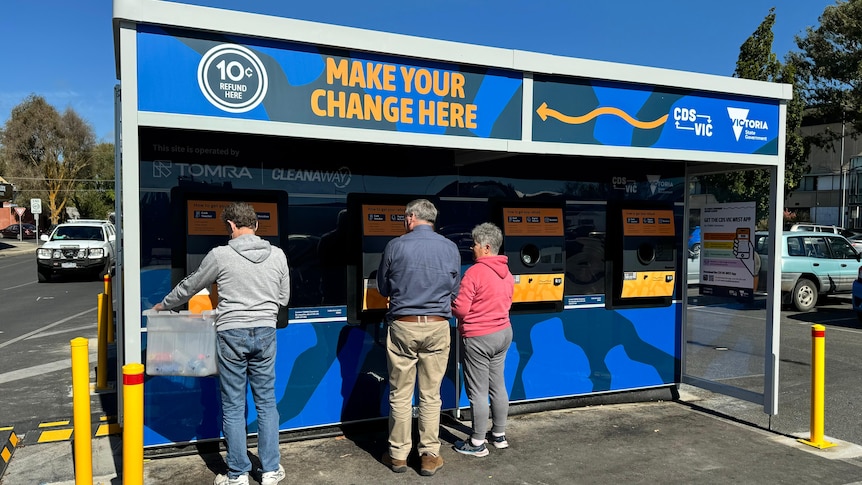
{"left": 386, "top": 318, "right": 451, "bottom": 459}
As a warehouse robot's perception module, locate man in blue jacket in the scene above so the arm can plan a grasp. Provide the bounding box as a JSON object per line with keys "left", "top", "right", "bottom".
{"left": 377, "top": 198, "right": 461, "bottom": 477}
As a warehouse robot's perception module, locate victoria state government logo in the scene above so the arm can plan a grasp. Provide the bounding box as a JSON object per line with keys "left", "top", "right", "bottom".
{"left": 198, "top": 44, "right": 269, "bottom": 113}
{"left": 726, "top": 107, "right": 769, "bottom": 143}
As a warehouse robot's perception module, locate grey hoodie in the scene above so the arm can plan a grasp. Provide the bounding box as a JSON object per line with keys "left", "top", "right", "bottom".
{"left": 160, "top": 234, "right": 291, "bottom": 331}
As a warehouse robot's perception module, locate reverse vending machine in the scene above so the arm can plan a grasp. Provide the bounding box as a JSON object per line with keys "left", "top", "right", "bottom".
{"left": 170, "top": 187, "right": 290, "bottom": 302}
{"left": 347, "top": 194, "right": 427, "bottom": 324}
{"left": 495, "top": 202, "right": 566, "bottom": 312}
{"left": 605, "top": 201, "right": 676, "bottom": 309}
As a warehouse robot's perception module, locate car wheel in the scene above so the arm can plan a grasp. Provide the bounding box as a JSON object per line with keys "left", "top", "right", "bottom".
{"left": 792, "top": 278, "right": 818, "bottom": 312}
{"left": 689, "top": 243, "right": 701, "bottom": 257}
{"left": 857, "top": 311, "right": 862, "bottom": 325}
{"left": 37, "top": 269, "right": 51, "bottom": 283}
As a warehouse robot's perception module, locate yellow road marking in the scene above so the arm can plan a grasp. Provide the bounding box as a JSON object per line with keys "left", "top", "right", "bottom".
{"left": 95, "top": 423, "right": 120, "bottom": 437}
{"left": 37, "top": 429, "right": 74, "bottom": 442}
{"left": 39, "top": 420, "right": 70, "bottom": 428}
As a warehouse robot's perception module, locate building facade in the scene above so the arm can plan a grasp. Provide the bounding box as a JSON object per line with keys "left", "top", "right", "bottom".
{"left": 785, "top": 119, "right": 862, "bottom": 230}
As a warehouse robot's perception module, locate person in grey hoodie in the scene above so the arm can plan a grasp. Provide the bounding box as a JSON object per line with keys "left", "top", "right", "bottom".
{"left": 153, "top": 201, "right": 290, "bottom": 485}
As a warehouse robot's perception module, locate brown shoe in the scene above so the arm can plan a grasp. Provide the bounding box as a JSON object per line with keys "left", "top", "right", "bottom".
{"left": 381, "top": 452, "right": 408, "bottom": 473}
{"left": 420, "top": 453, "right": 443, "bottom": 476}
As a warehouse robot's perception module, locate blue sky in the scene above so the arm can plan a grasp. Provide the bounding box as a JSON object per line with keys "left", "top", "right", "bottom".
{"left": 0, "top": 0, "right": 836, "bottom": 144}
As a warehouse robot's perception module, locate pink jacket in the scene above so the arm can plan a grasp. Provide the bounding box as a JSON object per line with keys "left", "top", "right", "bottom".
{"left": 452, "top": 255, "right": 514, "bottom": 338}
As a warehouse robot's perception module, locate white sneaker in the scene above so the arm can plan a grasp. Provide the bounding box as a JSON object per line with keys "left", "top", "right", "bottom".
{"left": 213, "top": 472, "right": 249, "bottom": 485}
{"left": 261, "top": 464, "right": 285, "bottom": 485}
{"left": 490, "top": 434, "right": 509, "bottom": 449}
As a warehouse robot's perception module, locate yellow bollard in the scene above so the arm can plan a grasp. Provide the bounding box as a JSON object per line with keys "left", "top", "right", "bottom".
{"left": 104, "top": 274, "right": 114, "bottom": 343}
{"left": 122, "top": 363, "right": 145, "bottom": 485}
{"left": 96, "top": 294, "right": 109, "bottom": 391}
{"left": 799, "top": 324, "right": 836, "bottom": 449}
{"left": 70, "top": 337, "right": 93, "bottom": 484}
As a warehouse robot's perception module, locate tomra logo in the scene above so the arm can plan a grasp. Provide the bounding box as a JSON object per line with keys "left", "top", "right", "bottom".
{"left": 727, "top": 107, "right": 769, "bottom": 142}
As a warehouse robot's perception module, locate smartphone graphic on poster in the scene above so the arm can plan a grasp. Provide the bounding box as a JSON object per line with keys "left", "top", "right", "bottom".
{"left": 735, "top": 227, "right": 751, "bottom": 259}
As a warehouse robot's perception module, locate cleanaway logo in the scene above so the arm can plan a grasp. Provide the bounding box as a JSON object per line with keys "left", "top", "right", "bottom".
{"left": 727, "top": 107, "right": 749, "bottom": 141}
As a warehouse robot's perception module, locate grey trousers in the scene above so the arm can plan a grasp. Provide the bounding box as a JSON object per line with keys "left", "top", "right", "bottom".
{"left": 460, "top": 325, "right": 513, "bottom": 441}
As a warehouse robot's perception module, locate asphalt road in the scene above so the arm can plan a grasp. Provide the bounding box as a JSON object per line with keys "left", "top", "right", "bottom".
{"left": 0, "top": 249, "right": 116, "bottom": 428}
{"left": 1, "top": 246, "right": 861, "bottom": 448}
{"left": 684, "top": 289, "right": 862, "bottom": 446}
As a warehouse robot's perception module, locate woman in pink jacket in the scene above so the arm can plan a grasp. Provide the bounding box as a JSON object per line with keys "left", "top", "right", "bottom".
{"left": 451, "top": 222, "right": 514, "bottom": 457}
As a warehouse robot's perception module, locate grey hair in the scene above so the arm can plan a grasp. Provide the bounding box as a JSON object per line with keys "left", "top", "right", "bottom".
{"left": 405, "top": 199, "right": 437, "bottom": 224}
{"left": 472, "top": 222, "right": 503, "bottom": 254}
{"left": 222, "top": 202, "right": 258, "bottom": 228}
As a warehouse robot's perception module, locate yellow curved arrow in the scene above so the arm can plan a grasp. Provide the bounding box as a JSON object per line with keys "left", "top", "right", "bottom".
{"left": 536, "top": 102, "right": 668, "bottom": 129}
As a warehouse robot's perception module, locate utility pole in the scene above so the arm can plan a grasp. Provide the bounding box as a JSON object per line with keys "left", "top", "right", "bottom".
{"left": 841, "top": 114, "right": 847, "bottom": 228}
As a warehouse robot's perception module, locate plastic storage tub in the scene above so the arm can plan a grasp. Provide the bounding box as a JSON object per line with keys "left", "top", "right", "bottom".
{"left": 144, "top": 310, "right": 217, "bottom": 376}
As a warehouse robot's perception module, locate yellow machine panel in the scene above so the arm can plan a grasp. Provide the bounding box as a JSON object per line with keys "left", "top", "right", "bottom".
{"left": 512, "top": 273, "right": 565, "bottom": 303}
{"left": 620, "top": 270, "right": 675, "bottom": 298}
{"left": 362, "top": 282, "right": 389, "bottom": 311}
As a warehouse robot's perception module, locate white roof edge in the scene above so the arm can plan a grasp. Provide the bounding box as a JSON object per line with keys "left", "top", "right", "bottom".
{"left": 512, "top": 51, "right": 793, "bottom": 100}
{"left": 112, "top": 0, "right": 516, "bottom": 70}
{"left": 113, "top": 0, "right": 791, "bottom": 101}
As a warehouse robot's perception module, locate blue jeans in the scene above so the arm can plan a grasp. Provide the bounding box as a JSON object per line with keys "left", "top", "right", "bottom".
{"left": 216, "top": 327, "right": 280, "bottom": 478}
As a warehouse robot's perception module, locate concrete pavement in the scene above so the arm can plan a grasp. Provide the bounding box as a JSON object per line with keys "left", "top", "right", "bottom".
{"left": 0, "top": 237, "right": 38, "bottom": 257}
{"left": 5, "top": 238, "right": 862, "bottom": 484}
{"left": 3, "top": 386, "right": 862, "bottom": 484}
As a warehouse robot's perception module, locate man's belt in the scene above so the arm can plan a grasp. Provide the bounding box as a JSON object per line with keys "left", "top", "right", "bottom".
{"left": 394, "top": 315, "right": 448, "bottom": 323}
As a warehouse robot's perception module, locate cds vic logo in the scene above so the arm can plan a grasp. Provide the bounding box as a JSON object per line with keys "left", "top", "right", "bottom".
{"left": 198, "top": 44, "right": 269, "bottom": 113}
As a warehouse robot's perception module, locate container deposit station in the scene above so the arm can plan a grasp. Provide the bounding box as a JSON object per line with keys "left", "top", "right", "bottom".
{"left": 112, "top": 0, "right": 790, "bottom": 448}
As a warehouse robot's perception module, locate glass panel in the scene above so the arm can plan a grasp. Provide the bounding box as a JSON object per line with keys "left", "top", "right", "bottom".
{"left": 685, "top": 167, "right": 770, "bottom": 403}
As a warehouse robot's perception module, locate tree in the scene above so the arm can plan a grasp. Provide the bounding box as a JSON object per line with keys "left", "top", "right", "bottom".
{"left": 0, "top": 95, "right": 97, "bottom": 224}
{"left": 793, "top": 0, "right": 862, "bottom": 142}
{"left": 70, "top": 142, "right": 115, "bottom": 220}
{"left": 701, "top": 8, "right": 810, "bottom": 225}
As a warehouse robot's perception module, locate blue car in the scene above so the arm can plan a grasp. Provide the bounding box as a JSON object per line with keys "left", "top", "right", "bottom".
{"left": 688, "top": 226, "right": 701, "bottom": 256}
{"left": 852, "top": 272, "right": 862, "bottom": 323}
{"left": 773, "top": 231, "right": 861, "bottom": 311}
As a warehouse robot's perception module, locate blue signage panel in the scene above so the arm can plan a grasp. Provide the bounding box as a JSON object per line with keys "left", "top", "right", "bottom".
{"left": 532, "top": 76, "right": 780, "bottom": 155}
{"left": 136, "top": 25, "right": 523, "bottom": 140}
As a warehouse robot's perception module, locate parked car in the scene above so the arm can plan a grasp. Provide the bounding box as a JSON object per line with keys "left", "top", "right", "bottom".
{"left": 789, "top": 222, "right": 857, "bottom": 238}
{"left": 852, "top": 268, "right": 862, "bottom": 323}
{"left": 0, "top": 223, "right": 37, "bottom": 239}
{"left": 36, "top": 219, "right": 117, "bottom": 282}
{"left": 688, "top": 226, "right": 701, "bottom": 256}
{"left": 848, "top": 234, "right": 862, "bottom": 253}
{"left": 770, "top": 231, "right": 861, "bottom": 311}
{"left": 687, "top": 250, "right": 701, "bottom": 285}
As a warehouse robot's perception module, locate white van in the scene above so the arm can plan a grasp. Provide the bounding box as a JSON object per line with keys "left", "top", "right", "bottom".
{"left": 789, "top": 223, "right": 844, "bottom": 234}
